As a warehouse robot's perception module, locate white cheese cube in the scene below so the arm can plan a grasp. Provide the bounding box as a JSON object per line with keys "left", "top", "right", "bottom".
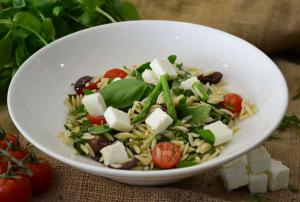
{"left": 82, "top": 92, "right": 107, "bottom": 116}
{"left": 150, "top": 58, "right": 177, "bottom": 79}
{"left": 219, "top": 161, "right": 249, "bottom": 191}
{"left": 180, "top": 76, "right": 199, "bottom": 90}
{"left": 267, "top": 159, "right": 290, "bottom": 191}
{"left": 104, "top": 107, "right": 132, "bottom": 131}
{"left": 142, "top": 69, "right": 159, "bottom": 84}
{"left": 248, "top": 173, "right": 268, "bottom": 193}
{"left": 247, "top": 146, "right": 271, "bottom": 174}
{"left": 222, "top": 155, "right": 248, "bottom": 168}
{"left": 145, "top": 108, "right": 173, "bottom": 134}
{"left": 203, "top": 121, "right": 233, "bottom": 146}
{"left": 100, "top": 141, "right": 129, "bottom": 165}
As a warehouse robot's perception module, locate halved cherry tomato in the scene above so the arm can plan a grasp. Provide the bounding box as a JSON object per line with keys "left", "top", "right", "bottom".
{"left": 86, "top": 115, "right": 107, "bottom": 125}
{"left": 84, "top": 82, "right": 98, "bottom": 90}
{"left": 0, "top": 133, "right": 17, "bottom": 149}
{"left": 0, "top": 175, "right": 32, "bottom": 202}
{"left": 103, "top": 68, "right": 127, "bottom": 79}
{"left": 151, "top": 142, "right": 181, "bottom": 169}
{"left": 25, "top": 158, "right": 53, "bottom": 194}
{"left": 221, "top": 93, "right": 243, "bottom": 115}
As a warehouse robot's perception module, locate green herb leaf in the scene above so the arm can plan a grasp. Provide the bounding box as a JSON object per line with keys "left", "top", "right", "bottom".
{"left": 12, "top": 0, "right": 26, "bottom": 8}
{"left": 277, "top": 114, "right": 300, "bottom": 131}
{"left": 88, "top": 124, "right": 111, "bottom": 134}
{"left": 41, "top": 18, "right": 55, "bottom": 41}
{"left": 194, "top": 129, "right": 215, "bottom": 144}
{"left": 120, "top": 2, "right": 140, "bottom": 20}
{"left": 101, "top": 79, "right": 153, "bottom": 108}
{"left": 168, "top": 54, "right": 177, "bottom": 64}
{"left": 288, "top": 182, "right": 300, "bottom": 193}
{"left": 13, "top": 12, "right": 42, "bottom": 33}
{"left": 136, "top": 62, "right": 151, "bottom": 74}
{"left": 0, "top": 31, "right": 12, "bottom": 69}
{"left": 176, "top": 160, "right": 197, "bottom": 168}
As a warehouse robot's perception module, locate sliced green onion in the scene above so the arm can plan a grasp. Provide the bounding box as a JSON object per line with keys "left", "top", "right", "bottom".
{"left": 192, "top": 82, "right": 209, "bottom": 101}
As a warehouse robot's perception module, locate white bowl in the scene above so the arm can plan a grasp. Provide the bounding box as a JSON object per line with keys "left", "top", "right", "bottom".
{"left": 8, "top": 20, "right": 288, "bottom": 185}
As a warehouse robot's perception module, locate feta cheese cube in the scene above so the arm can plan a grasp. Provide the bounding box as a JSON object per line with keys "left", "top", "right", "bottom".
{"left": 82, "top": 92, "right": 107, "bottom": 116}
{"left": 247, "top": 146, "right": 271, "bottom": 174}
{"left": 180, "top": 76, "right": 199, "bottom": 90}
{"left": 142, "top": 69, "right": 159, "bottom": 85}
{"left": 100, "top": 141, "right": 129, "bottom": 165}
{"left": 248, "top": 173, "right": 268, "bottom": 193}
{"left": 104, "top": 107, "right": 132, "bottom": 131}
{"left": 267, "top": 159, "right": 290, "bottom": 191}
{"left": 145, "top": 108, "right": 173, "bottom": 134}
{"left": 219, "top": 161, "right": 249, "bottom": 191}
{"left": 203, "top": 121, "right": 233, "bottom": 146}
{"left": 222, "top": 155, "right": 248, "bottom": 168}
{"left": 150, "top": 58, "right": 177, "bottom": 79}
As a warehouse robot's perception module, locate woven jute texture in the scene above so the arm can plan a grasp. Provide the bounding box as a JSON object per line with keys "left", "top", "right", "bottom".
{"left": 0, "top": 0, "right": 300, "bottom": 201}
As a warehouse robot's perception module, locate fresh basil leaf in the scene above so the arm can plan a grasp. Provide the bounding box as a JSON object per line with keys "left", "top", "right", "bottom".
{"left": 78, "top": 11, "right": 92, "bottom": 26}
{"left": 168, "top": 54, "right": 177, "bottom": 64}
{"left": 101, "top": 79, "right": 153, "bottom": 108}
{"left": 176, "top": 160, "right": 197, "bottom": 168}
{"left": 13, "top": 12, "right": 42, "bottom": 33}
{"left": 41, "top": 18, "right": 55, "bottom": 41}
{"left": 12, "top": 0, "right": 25, "bottom": 8}
{"left": 121, "top": 2, "right": 140, "bottom": 20}
{"left": 194, "top": 129, "right": 215, "bottom": 144}
{"left": 80, "top": 0, "right": 97, "bottom": 13}
{"left": 0, "top": 31, "right": 12, "bottom": 70}
{"left": 176, "top": 98, "right": 212, "bottom": 124}
{"left": 277, "top": 114, "right": 300, "bottom": 131}
{"left": 88, "top": 124, "right": 111, "bottom": 134}
{"left": 15, "top": 43, "right": 26, "bottom": 67}
{"left": 52, "top": 6, "right": 64, "bottom": 16}
{"left": 31, "top": 0, "right": 58, "bottom": 9}
{"left": 80, "top": 120, "right": 92, "bottom": 132}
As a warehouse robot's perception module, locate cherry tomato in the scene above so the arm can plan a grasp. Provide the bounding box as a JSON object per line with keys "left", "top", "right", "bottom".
{"left": 0, "top": 133, "right": 17, "bottom": 149}
{"left": 221, "top": 93, "right": 243, "bottom": 115}
{"left": 25, "top": 159, "right": 53, "bottom": 194}
{"left": 0, "top": 175, "right": 32, "bottom": 202}
{"left": 84, "top": 82, "right": 98, "bottom": 90}
{"left": 10, "top": 150, "right": 28, "bottom": 161}
{"left": 0, "top": 162, "right": 7, "bottom": 174}
{"left": 151, "top": 142, "right": 181, "bottom": 169}
{"left": 103, "top": 68, "right": 127, "bottom": 79}
{"left": 86, "top": 115, "right": 107, "bottom": 125}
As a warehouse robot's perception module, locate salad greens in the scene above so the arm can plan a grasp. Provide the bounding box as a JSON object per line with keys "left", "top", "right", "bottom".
{"left": 161, "top": 74, "right": 177, "bottom": 121}
{"left": 101, "top": 79, "right": 153, "bottom": 109}
{"left": 0, "top": 0, "right": 140, "bottom": 99}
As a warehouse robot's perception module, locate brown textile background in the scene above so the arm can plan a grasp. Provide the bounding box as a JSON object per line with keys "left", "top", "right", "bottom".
{"left": 0, "top": 0, "right": 300, "bottom": 201}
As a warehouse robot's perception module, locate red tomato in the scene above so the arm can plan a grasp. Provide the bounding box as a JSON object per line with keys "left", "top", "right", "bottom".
{"left": 10, "top": 150, "right": 28, "bottom": 161}
{"left": 103, "top": 68, "right": 127, "bottom": 79}
{"left": 151, "top": 142, "right": 181, "bottom": 169}
{"left": 0, "top": 133, "right": 17, "bottom": 149}
{"left": 0, "top": 161, "right": 7, "bottom": 174}
{"left": 221, "top": 93, "right": 243, "bottom": 115}
{"left": 25, "top": 159, "right": 53, "bottom": 194}
{"left": 0, "top": 175, "right": 32, "bottom": 202}
{"left": 86, "top": 115, "right": 107, "bottom": 125}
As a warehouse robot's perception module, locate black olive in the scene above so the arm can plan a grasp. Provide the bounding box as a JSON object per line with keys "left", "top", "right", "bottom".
{"left": 87, "top": 136, "right": 110, "bottom": 153}
{"left": 198, "top": 72, "right": 223, "bottom": 84}
{"left": 74, "top": 76, "right": 93, "bottom": 93}
{"left": 108, "top": 158, "right": 138, "bottom": 170}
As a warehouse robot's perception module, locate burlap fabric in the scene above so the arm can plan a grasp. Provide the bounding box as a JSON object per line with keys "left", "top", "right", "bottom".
{"left": 0, "top": 0, "right": 299, "bottom": 201}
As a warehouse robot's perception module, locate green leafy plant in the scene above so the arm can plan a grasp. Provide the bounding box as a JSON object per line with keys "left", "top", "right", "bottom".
{"left": 0, "top": 0, "right": 140, "bottom": 99}
{"left": 101, "top": 79, "right": 153, "bottom": 108}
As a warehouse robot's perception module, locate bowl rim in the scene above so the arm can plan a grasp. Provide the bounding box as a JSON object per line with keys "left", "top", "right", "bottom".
{"left": 7, "top": 20, "right": 288, "bottom": 177}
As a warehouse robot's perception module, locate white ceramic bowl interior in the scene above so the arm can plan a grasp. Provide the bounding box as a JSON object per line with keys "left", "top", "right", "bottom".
{"left": 8, "top": 21, "right": 288, "bottom": 185}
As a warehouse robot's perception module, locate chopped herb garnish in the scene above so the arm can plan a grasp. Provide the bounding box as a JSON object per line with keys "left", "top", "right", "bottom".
{"left": 168, "top": 54, "right": 177, "bottom": 64}
{"left": 194, "top": 129, "right": 215, "bottom": 144}
{"left": 88, "top": 124, "right": 111, "bottom": 135}
{"left": 288, "top": 182, "right": 300, "bottom": 193}
{"left": 176, "top": 160, "right": 197, "bottom": 168}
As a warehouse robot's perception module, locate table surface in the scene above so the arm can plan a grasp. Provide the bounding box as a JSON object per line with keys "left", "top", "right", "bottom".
{"left": 1, "top": 1, "right": 300, "bottom": 201}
